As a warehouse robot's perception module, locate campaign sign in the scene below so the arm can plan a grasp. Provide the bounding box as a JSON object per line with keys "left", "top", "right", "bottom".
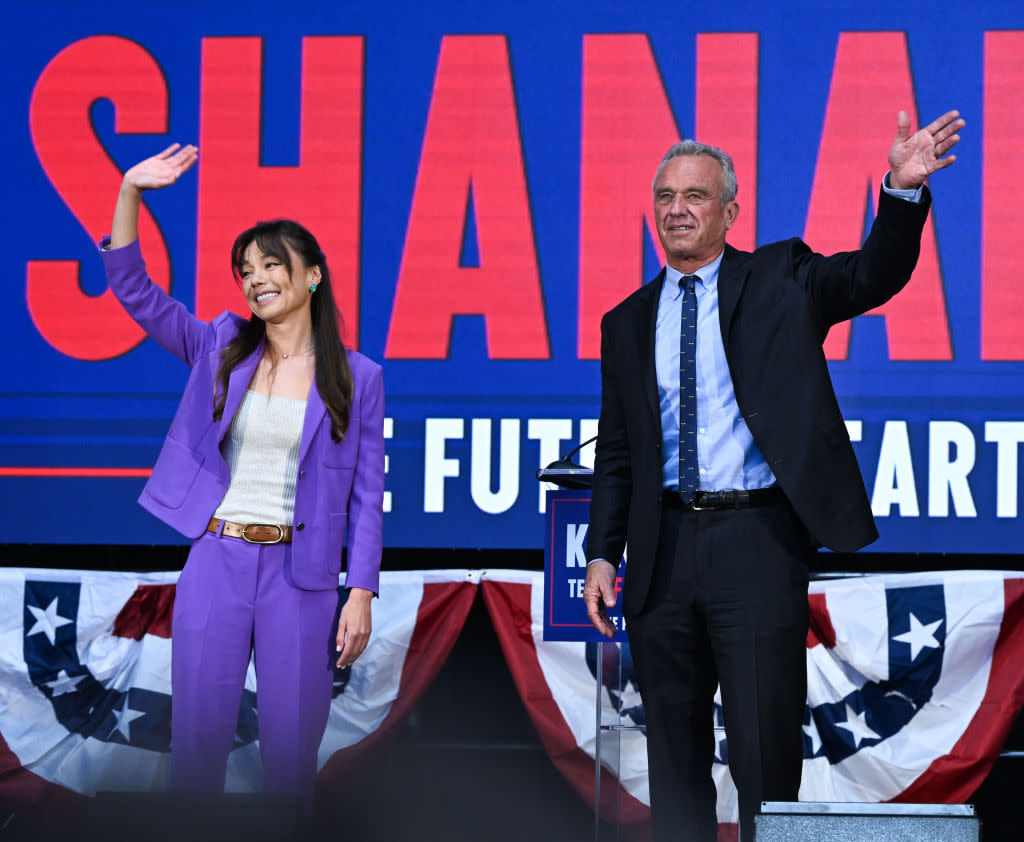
{"left": 543, "top": 490, "right": 627, "bottom": 642}
{"left": 4, "top": 2, "right": 1024, "bottom": 552}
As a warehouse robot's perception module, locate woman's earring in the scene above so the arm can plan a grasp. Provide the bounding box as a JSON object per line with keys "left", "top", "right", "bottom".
{"left": 309, "top": 283, "right": 318, "bottom": 293}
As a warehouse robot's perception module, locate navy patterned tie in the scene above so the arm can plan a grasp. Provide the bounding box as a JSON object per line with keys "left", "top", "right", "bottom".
{"left": 678, "top": 275, "right": 700, "bottom": 502}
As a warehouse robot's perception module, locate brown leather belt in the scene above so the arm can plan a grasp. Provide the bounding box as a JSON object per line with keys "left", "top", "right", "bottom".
{"left": 207, "top": 517, "right": 293, "bottom": 544}
{"left": 665, "top": 487, "right": 786, "bottom": 511}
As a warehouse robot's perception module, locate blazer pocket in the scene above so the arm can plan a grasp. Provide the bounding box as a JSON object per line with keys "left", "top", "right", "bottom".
{"left": 147, "top": 437, "right": 205, "bottom": 508}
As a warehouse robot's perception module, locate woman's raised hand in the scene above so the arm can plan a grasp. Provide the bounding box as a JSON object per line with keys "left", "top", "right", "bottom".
{"left": 123, "top": 143, "right": 198, "bottom": 192}
{"left": 111, "top": 144, "right": 197, "bottom": 248}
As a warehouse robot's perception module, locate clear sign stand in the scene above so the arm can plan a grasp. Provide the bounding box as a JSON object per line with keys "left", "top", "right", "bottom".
{"left": 539, "top": 462, "right": 644, "bottom": 842}
{"left": 592, "top": 641, "right": 646, "bottom": 842}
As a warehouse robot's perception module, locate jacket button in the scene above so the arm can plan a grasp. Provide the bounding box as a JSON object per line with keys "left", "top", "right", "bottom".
{"left": 296, "top": 522, "right": 305, "bottom": 531}
{"left": 298, "top": 469, "right": 305, "bottom": 478}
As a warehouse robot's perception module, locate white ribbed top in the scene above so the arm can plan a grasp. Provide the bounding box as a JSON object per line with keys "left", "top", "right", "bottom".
{"left": 214, "top": 390, "right": 306, "bottom": 525}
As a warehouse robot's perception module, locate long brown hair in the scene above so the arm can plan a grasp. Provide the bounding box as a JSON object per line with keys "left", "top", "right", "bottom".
{"left": 213, "top": 219, "right": 354, "bottom": 441}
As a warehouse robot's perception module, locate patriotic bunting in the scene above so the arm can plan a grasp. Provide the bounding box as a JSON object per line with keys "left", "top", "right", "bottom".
{"left": 0, "top": 567, "right": 478, "bottom": 817}
{"left": 4, "top": 566, "right": 1024, "bottom": 842}
{"left": 482, "top": 569, "right": 1024, "bottom": 841}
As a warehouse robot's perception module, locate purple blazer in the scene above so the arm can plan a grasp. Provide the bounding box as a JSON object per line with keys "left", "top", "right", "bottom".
{"left": 100, "top": 238, "right": 384, "bottom": 594}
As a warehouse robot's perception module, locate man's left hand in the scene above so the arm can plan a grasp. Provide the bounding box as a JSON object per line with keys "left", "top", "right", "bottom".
{"left": 583, "top": 560, "right": 619, "bottom": 639}
{"left": 889, "top": 109, "right": 965, "bottom": 190}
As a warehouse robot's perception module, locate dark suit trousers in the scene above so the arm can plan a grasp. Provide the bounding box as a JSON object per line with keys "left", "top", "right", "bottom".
{"left": 626, "top": 496, "right": 810, "bottom": 842}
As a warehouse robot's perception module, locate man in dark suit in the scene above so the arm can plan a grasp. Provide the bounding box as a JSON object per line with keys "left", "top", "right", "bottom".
{"left": 583, "top": 110, "right": 964, "bottom": 841}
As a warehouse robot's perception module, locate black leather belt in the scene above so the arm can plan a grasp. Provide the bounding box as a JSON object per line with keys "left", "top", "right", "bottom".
{"left": 665, "top": 487, "right": 786, "bottom": 511}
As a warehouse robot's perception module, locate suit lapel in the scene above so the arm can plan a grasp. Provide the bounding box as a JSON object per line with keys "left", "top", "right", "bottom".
{"left": 219, "top": 335, "right": 327, "bottom": 467}
{"left": 298, "top": 381, "right": 327, "bottom": 467}
{"left": 221, "top": 339, "right": 264, "bottom": 436}
{"left": 642, "top": 270, "right": 666, "bottom": 426}
{"left": 717, "top": 244, "right": 752, "bottom": 343}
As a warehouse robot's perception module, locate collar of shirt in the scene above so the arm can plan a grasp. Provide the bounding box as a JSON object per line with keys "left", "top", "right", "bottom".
{"left": 662, "top": 250, "right": 725, "bottom": 302}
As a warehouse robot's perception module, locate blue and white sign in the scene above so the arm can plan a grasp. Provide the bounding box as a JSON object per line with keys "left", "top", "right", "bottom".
{"left": 543, "top": 491, "right": 627, "bottom": 642}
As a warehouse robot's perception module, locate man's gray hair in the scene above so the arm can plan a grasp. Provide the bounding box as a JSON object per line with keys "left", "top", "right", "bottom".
{"left": 652, "top": 140, "right": 738, "bottom": 204}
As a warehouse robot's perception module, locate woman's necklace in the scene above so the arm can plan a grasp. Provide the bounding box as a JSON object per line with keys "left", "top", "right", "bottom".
{"left": 271, "top": 338, "right": 314, "bottom": 360}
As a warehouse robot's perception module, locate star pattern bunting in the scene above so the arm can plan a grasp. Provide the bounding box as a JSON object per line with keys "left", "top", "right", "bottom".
{"left": 1, "top": 569, "right": 479, "bottom": 809}
{"left": 26, "top": 597, "right": 73, "bottom": 646}
{"left": 803, "top": 583, "right": 946, "bottom": 762}
{"left": 19, "top": 580, "right": 354, "bottom": 754}
{"left": 44, "top": 669, "right": 85, "bottom": 697}
{"left": 4, "top": 568, "right": 1024, "bottom": 837}
{"left": 588, "top": 582, "right": 950, "bottom": 767}
{"left": 554, "top": 571, "right": 1024, "bottom": 836}
{"left": 834, "top": 702, "right": 883, "bottom": 748}
{"left": 892, "top": 612, "right": 943, "bottom": 661}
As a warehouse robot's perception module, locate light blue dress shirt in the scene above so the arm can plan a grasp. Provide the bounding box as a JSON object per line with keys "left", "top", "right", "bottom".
{"left": 654, "top": 173, "right": 923, "bottom": 492}
{"left": 656, "top": 254, "right": 775, "bottom": 491}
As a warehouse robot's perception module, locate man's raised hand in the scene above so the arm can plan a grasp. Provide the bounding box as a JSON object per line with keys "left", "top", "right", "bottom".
{"left": 889, "top": 110, "right": 964, "bottom": 190}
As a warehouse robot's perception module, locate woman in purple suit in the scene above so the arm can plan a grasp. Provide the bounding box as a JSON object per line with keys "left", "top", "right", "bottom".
{"left": 99, "top": 143, "right": 384, "bottom": 803}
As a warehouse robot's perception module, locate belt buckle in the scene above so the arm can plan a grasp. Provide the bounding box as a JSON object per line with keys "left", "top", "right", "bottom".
{"left": 241, "top": 522, "right": 284, "bottom": 544}
{"left": 689, "top": 492, "right": 716, "bottom": 511}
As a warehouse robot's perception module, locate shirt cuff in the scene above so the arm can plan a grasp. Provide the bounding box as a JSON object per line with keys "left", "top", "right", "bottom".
{"left": 882, "top": 171, "right": 924, "bottom": 204}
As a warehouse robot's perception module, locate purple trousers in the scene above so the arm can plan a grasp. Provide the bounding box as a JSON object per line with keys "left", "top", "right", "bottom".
{"left": 170, "top": 530, "right": 339, "bottom": 802}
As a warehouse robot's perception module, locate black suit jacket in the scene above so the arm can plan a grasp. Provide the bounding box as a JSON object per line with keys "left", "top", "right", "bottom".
{"left": 587, "top": 187, "right": 932, "bottom": 616}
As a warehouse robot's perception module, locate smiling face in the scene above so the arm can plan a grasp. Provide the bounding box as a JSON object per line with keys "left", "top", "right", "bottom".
{"left": 653, "top": 154, "right": 739, "bottom": 274}
{"left": 238, "top": 241, "right": 320, "bottom": 325}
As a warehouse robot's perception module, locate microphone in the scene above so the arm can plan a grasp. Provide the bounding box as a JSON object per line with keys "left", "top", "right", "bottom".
{"left": 535, "top": 436, "right": 597, "bottom": 489}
